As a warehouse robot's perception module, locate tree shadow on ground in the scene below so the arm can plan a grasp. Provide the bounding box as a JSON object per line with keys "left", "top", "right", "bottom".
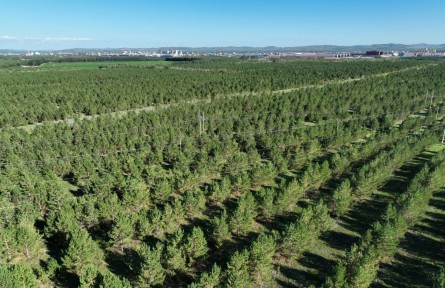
{"left": 340, "top": 195, "right": 393, "bottom": 235}
{"left": 372, "top": 252, "right": 439, "bottom": 288}
{"left": 105, "top": 248, "right": 139, "bottom": 282}
{"left": 278, "top": 264, "right": 319, "bottom": 288}
{"left": 44, "top": 232, "right": 80, "bottom": 287}
{"left": 339, "top": 152, "right": 434, "bottom": 236}
{"left": 320, "top": 229, "right": 360, "bottom": 251}
{"left": 277, "top": 252, "right": 337, "bottom": 287}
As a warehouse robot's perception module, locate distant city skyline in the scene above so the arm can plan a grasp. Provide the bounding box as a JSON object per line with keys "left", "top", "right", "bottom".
{"left": 1, "top": 0, "right": 444, "bottom": 50}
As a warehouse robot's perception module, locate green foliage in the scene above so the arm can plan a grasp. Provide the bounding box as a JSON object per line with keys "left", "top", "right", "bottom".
{"left": 331, "top": 179, "right": 353, "bottom": 217}
{"left": 122, "top": 180, "right": 151, "bottom": 212}
{"left": 0, "top": 58, "right": 443, "bottom": 287}
{"left": 108, "top": 214, "right": 134, "bottom": 253}
{"left": 62, "top": 226, "right": 104, "bottom": 277}
{"left": 434, "top": 267, "right": 445, "bottom": 288}
{"left": 322, "top": 263, "right": 349, "bottom": 288}
{"left": 188, "top": 264, "right": 221, "bottom": 288}
{"left": 249, "top": 234, "right": 276, "bottom": 287}
{"left": 183, "top": 190, "right": 206, "bottom": 218}
{"left": 79, "top": 264, "right": 99, "bottom": 288}
{"left": 230, "top": 193, "right": 258, "bottom": 235}
{"left": 211, "top": 210, "right": 232, "bottom": 247}
{"left": 97, "top": 270, "right": 132, "bottom": 288}
{"left": 257, "top": 188, "right": 277, "bottom": 218}
{"left": 250, "top": 162, "right": 278, "bottom": 188}
{"left": 208, "top": 177, "right": 232, "bottom": 204}
{"left": 165, "top": 229, "right": 187, "bottom": 271}
{"left": 226, "top": 250, "right": 252, "bottom": 288}
{"left": 0, "top": 223, "right": 47, "bottom": 267}
{"left": 332, "top": 151, "right": 445, "bottom": 288}
{"left": 280, "top": 202, "right": 332, "bottom": 259}
{"left": 184, "top": 227, "right": 208, "bottom": 266}
{"left": 275, "top": 179, "right": 303, "bottom": 213}
{"left": 137, "top": 243, "right": 166, "bottom": 287}
{"left": 0, "top": 263, "right": 39, "bottom": 288}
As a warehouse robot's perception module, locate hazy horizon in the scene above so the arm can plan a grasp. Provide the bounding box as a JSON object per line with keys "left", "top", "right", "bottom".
{"left": 2, "top": 43, "right": 445, "bottom": 52}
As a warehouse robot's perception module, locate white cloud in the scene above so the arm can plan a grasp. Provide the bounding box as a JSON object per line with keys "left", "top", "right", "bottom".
{"left": 42, "top": 37, "right": 93, "bottom": 42}
{"left": 1, "top": 36, "right": 93, "bottom": 42}
{"left": 0, "top": 35, "right": 19, "bottom": 40}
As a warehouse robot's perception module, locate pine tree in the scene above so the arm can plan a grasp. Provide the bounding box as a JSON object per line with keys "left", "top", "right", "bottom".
{"left": 211, "top": 210, "right": 232, "bottom": 248}
{"left": 97, "top": 271, "right": 131, "bottom": 288}
{"left": 79, "top": 264, "right": 98, "bottom": 288}
{"left": 184, "top": 227, "right": 209, "bottom": 266}
{"left": 0, "top": 263, "right": 39, "bottom": 287}
{"left": 322, "top": 262, "right": 349, "bottom": 288}
{"left": 331, "top": 179, "right": 353, "bottom": 217}
{"left": 249, "top": 234, "right": 276, "bottom": 287}
{"left": 165, "top": 229, "right": 186, "bottom": 271}
{"left": 137, "top": 243, "right": 166, "bottom": 287}
{"left": 188, "top": 264, "right": 221, "bottom": 288}
{"left": 62, "top": 226, "right": 104, "bottom": 277}
{"left": 257, "top": 188, "right": 276, "bottom": 218}
{"left": 108, "top": 214, "right": 134, "bottom": 253}
{"left": 226, "top": 250, "right": 252, "bottom": 288}
{"left": 230, "top": 193, "right": 257, "bottom": 235}
{"left": 122, "top": 179, "right": 151, "bottom": 212}
{"left": 183, "top": 190, "right": 206, "bottom": 218}
{"left": 434, "top": 267, "right": 445, "bottom": 288}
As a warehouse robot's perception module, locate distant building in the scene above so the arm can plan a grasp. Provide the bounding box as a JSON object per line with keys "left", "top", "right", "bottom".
{"left": 366, "top": 51, "right": 384, "bottom": 56}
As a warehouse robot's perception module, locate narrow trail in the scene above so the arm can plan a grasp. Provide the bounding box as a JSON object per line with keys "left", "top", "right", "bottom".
{"left": 6, "top": 64, "right": 436, "bottom": 132}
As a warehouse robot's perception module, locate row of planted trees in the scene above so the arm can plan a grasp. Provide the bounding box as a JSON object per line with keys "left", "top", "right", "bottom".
{"left": 323, "top": 149, "right": 445, "bottom": 288}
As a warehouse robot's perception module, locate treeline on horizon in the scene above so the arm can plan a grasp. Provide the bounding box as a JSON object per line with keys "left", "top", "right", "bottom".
{"left": 0, "top": 56, "right": 202, "bottom": 68}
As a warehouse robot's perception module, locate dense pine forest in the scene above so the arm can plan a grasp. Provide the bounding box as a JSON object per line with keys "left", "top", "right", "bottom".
{"left": 0, "top": 57, "right": 444, "bottom": 287}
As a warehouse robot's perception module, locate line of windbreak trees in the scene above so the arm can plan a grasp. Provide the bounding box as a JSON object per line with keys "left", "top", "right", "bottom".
{"left": 0, "top": 56, "right": 170, "bottom": 67}
{"left": 0, "top": 59, "right": 443, "bottom": 128}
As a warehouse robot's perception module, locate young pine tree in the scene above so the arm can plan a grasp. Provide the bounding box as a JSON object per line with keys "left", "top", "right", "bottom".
{"left": 165, "top": 229, "right": 187, "bottom": 272}
{"left": 108, "top": 214, "right": 134, "bottom": 253}
{"left": 331, "top": 179, "right": 353, "bottom": 217}
{"left": 184, "top": 227, "right": 209, "bottom": 266}
{"left": 230, "top": 193, "right": 257, "bottom": 236}
{"left": 62, "top": 226, "right": 104, "bottom": 277}
{"left": 226, "top": 250, "right": 252, "bottom": 288}
{"left": 211, "top": 210, "right": 232, "bottom": 248}
{"left": 188, "top": 264, "right": 221, "bottom": 288}
{"left": 137, "top": 243, "right": 166, "bottom": 287}
{"left": 249, "top": 234, "right": 277, "bottom": 287}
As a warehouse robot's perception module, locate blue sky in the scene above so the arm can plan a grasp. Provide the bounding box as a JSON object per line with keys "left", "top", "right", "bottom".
{"left": 0, "top": 0, "right": 444, "bottom": 49}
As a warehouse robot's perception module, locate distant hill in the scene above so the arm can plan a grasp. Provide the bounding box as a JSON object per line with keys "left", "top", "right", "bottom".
{"left": 2, "top": 44, "right": 445, "bottom": 54}
{"left": 162, "top": 44, "right": 445, "bottom": 53}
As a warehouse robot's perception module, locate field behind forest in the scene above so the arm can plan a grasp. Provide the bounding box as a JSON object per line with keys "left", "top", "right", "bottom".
{"left": 0, "top": 57, "right": 444, "bottom": 287}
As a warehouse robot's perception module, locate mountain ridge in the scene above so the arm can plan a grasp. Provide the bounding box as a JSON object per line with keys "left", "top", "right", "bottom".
{"left": 1, "top": 43, "right": 444, "bottom": 54}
